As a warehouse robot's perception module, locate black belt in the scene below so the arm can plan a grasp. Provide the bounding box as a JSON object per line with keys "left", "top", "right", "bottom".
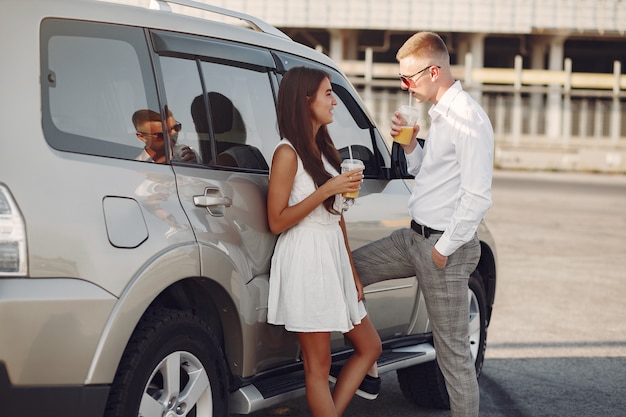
{"left": 410, "top": 220, "right": 443, "bottom": 238}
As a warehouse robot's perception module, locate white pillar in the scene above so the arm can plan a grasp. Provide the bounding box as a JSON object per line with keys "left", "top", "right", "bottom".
{"left": 363, "top": 47, "right": 374, "bottom": 112}
{"left": 579, "top": 99, "right": 589, "bottom": 140}
{"left": 344, "top": 30, "right": 359, "bottom": 60}
{"left": 495, "top": 95, "right": 506, "bottom": 140}
{"left": 562, "top": 58, "right": 572, "bottom": 146}
{"left": 512, "top": 55, "right": 523, "bottom": 146}
{"left": 455, "top": 36, "right": 470, "bottom": 66}
{"left": 529, "top": 38, "right": 548, "bottom": 138}
{"left": 328, "top": 29, "right": 344, "bottom": 63}
{"left": 546, "top": 36, "right": 567, "bottom": 140}
{"left": 468, "top": 33, "right": 486, "bottom": 103}
{"left": 611, "top": 60, "right": 622, "bottom": 144}
{"left": 594, "top": 101, "right": 604, "bottom": 142}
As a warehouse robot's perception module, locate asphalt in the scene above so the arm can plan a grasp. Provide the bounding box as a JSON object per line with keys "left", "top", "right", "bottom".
{"left": 236, "top": 169, "right": 626, "bottom": 417}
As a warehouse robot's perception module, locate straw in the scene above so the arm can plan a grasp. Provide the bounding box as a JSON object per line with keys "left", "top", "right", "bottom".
{"left": 408, "top": 90, "right": 412, "bottom": 106}
{"left": 348, "top": 144, "right": 353, "bottom": 160}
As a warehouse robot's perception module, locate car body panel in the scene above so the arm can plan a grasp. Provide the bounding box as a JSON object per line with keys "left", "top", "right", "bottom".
{"left": 0, "top": 278, "right": 115, "bottom": 385}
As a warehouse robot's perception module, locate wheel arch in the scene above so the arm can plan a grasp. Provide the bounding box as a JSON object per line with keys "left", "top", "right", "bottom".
{"left": 85, "top": 245, "right": 243, "bottom": 386}
{"left": 103, "top": 308, "right": 230, "bottom": 417}
{"left": 148, "top": 277, "right": 244, "bottom": 384}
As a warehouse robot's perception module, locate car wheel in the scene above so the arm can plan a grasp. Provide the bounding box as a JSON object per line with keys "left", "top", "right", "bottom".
{"left": 105, "top": 308, "right": 229, "bottom": 417}
{"left": 397, "top": 270, "right": 488, "bottom": 409}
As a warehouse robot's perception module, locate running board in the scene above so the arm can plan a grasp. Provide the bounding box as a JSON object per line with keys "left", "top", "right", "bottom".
{"left": 378, "top": 343, "right": 436, "bottom": 374}
{"left": 229, "top": 343, "right": 435, "bottom": 414}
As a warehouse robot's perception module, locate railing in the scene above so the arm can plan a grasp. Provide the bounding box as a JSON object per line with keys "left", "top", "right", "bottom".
{"left": 338, "top": 54, "right": 626, "bottom": 172}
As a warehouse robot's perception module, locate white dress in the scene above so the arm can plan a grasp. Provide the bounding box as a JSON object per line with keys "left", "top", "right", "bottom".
{"left": 267, "top": 139, "right": 367, "bottom": 333}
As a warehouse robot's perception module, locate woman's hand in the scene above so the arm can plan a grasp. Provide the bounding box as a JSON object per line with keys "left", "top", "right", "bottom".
{"left": 323, "top": 168, "right": 363, "bottom": 196}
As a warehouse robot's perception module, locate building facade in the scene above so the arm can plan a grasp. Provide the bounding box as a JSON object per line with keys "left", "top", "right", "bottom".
{"left": 207, "top": 0, "right": 626, "bottom": 172}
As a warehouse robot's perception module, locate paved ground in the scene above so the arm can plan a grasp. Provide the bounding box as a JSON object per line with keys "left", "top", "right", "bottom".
{"left": 485, "top": 170, "right": 626, "bottom": 360}
{"left": 237, "top": 169, "right": 626, "bottom": 417}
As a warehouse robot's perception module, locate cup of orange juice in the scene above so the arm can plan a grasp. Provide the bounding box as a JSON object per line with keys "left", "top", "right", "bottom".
{"left": 394, "top": 105, "right": 420, "bottom": 145}
{"left": 340, "top": 158, "right": 364, "bottom": 200}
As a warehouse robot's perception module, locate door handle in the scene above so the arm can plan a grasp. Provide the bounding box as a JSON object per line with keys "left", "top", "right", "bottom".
{"left": 193, "top": 188, "right": 232, "bottom": 217}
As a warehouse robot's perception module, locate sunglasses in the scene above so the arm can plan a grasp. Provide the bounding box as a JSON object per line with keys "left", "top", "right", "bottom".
{"left": 399, "top": 65, "right": 441, "bottom": 88}
{"left": 138, "top": 122, "right": 182, "bottom": 139}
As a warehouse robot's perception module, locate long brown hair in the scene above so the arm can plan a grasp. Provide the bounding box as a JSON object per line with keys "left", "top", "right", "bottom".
{"left": 277, "top": 66, "right": 342, "bottom": 214}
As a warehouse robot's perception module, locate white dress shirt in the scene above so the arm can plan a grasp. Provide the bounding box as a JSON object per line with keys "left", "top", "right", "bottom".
{"left": 405, "top": 81, "right": 494, "bottom": 256}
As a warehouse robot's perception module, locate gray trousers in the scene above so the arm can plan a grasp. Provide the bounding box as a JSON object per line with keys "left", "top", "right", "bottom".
{"left": 353, "top": 228, "right": 481, "bottom": 417}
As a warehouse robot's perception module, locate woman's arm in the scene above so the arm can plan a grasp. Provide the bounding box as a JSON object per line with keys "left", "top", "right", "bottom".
{"left": 267, "top": 145, "right": 363, "bottom": 235}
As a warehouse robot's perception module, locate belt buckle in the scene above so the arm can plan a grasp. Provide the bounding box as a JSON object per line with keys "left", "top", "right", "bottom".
{"left": 412, "top": 220, "right": 429, "bottom": 238}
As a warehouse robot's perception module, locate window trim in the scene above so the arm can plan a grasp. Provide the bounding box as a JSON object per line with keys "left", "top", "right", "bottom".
{"left": 150, "top": 31, "right": 278, "bottom": 172}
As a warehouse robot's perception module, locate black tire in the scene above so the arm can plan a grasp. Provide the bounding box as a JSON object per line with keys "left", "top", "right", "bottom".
{"left": 104, "top": 308, "right": 229, "bottom": 417}
{"left": 397, "top": 270, "right": 488, "bottom": 409}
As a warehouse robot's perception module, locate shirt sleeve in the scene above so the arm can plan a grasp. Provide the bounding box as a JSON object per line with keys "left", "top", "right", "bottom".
{"left": 434, "top": 106, "right": 494, "bottom": 256}
{"left": 405, "top": 144, "right": 424, "bottom": 177}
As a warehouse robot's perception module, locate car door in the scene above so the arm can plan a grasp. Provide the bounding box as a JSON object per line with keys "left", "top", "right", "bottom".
{"left": 272, "top": 52, "right": 422, "bottom": 347}
{"left": 151, "top": 31, "right": 299, "bottom": 376}
{"left": 326, "top": 78, "right": 422, "bottom": 344}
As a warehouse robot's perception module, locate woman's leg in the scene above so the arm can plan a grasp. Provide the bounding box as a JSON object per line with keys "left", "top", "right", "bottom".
{"left": 332, "top": 316, "right": 382, "bottom": 416}
{"left": 297, "top": 332, "right": 336, "bottom": 417}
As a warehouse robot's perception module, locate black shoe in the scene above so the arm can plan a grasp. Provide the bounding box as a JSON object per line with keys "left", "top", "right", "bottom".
{"left": 356, "top": 374, "right": 381, "bottom": 400}
{"left": 328, "top": 364, "right": 381, "bottom": 400}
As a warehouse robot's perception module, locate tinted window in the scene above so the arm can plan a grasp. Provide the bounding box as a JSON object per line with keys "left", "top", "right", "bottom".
{"left": 41, "top": 19, "right": 159, "bottom": 160}
{"left": 273, "top": 51, "right": 388, "bottom": 177}
{"left": 159, "top": 55, "right": 278, "bottom": 171}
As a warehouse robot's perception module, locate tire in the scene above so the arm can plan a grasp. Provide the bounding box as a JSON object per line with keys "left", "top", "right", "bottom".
{"left": 104, "top": 308, "right": 229, "bottom": 417}
{"left": 397, "top": 270, "right": 488, "bottom": 409}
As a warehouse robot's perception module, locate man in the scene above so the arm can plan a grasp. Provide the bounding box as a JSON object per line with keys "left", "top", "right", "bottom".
{"left": 353, "top": 32, "right": 494, "bottom": 417}
{"left": 132, "top": 109, "right": 197, "bottom": 163}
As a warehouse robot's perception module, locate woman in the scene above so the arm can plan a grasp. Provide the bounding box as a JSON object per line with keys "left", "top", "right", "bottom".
{"left": 267, "top": 66, "right": 382, "bottom": 417}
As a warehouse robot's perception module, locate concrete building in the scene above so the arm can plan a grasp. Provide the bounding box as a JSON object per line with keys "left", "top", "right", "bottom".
{"left": 205, "top": 0, "right": 626, "bottom": 172}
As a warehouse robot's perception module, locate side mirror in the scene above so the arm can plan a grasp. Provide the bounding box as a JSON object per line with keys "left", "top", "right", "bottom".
{"left": 390, "top": 139, "right": 424, "bottom": 179}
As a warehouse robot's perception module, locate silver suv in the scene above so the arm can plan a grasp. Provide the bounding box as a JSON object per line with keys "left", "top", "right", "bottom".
{"left": 0, "top": 1, "right": 497, "bottom": 416}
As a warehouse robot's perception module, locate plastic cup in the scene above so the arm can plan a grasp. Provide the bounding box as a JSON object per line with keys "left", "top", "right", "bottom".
{"left": 394, "top": 105, "right": 420, "bottom": 145}
{"left": 340, "top": 158, "right": 364, "bottom": 200}
{"left": 172, "top": 143, "right": 185, "bottom": 160}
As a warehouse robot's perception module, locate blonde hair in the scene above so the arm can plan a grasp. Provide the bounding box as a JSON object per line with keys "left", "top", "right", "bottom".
{"left": 396, "top": 32, "right": 449, "bottom": 64}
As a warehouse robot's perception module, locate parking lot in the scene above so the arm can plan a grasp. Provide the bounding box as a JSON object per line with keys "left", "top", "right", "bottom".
{"left": 240, "top": 169, "right": 626, "bottom": 417}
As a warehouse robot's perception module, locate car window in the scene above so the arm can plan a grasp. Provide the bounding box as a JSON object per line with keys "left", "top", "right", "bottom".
{"left": 273, "top": 51, "right": 388, "bottom": 177}
{"left": 41, "top": 19, "right": 159, "bottom": 160}
{"left": 158, "top": 55, "right": 278, "bottom": 171}
{"left": 326, "top": 88, "right": 383, "bottom": 177}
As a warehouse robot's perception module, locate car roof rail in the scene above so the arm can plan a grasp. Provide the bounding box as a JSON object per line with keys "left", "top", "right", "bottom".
{"left": 97, "top": 0, "right": 290, "bottom": 40}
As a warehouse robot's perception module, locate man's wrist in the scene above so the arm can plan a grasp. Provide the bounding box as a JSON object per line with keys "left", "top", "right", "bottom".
{"left": 402, "top": 141, "right": 418, "bottom": 154}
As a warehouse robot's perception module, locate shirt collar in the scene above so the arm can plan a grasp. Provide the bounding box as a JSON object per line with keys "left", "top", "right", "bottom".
{"left": 428, "top": 80, "right": 463, "bottom": 119}
{"left": 136, "top": 148, "right": 153, "bottom": 162}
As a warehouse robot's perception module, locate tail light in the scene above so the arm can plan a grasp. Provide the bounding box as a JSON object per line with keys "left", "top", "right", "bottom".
{"left": 0, "top": 184, "right": 27, "bottom": 276}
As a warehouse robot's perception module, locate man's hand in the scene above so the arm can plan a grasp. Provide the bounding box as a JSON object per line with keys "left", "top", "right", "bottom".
{"left": 432, "top": 246, "right": 448, "bottom": 269}
{"left": 179, "top": 146, "right": 197, "bottom": 162}
{"left": 391, "top": 111, "right": 420, "bottom": 153}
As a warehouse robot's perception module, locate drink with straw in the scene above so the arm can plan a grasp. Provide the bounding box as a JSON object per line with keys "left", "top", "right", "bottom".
{"left": 394, "top": 105, "right": 420, "bottom": 145}
{"left": 340, "top": 145, "right": 364, "bottom": 210}
{"left": 340, "top": 158, "right": 364, "bottom": 200}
